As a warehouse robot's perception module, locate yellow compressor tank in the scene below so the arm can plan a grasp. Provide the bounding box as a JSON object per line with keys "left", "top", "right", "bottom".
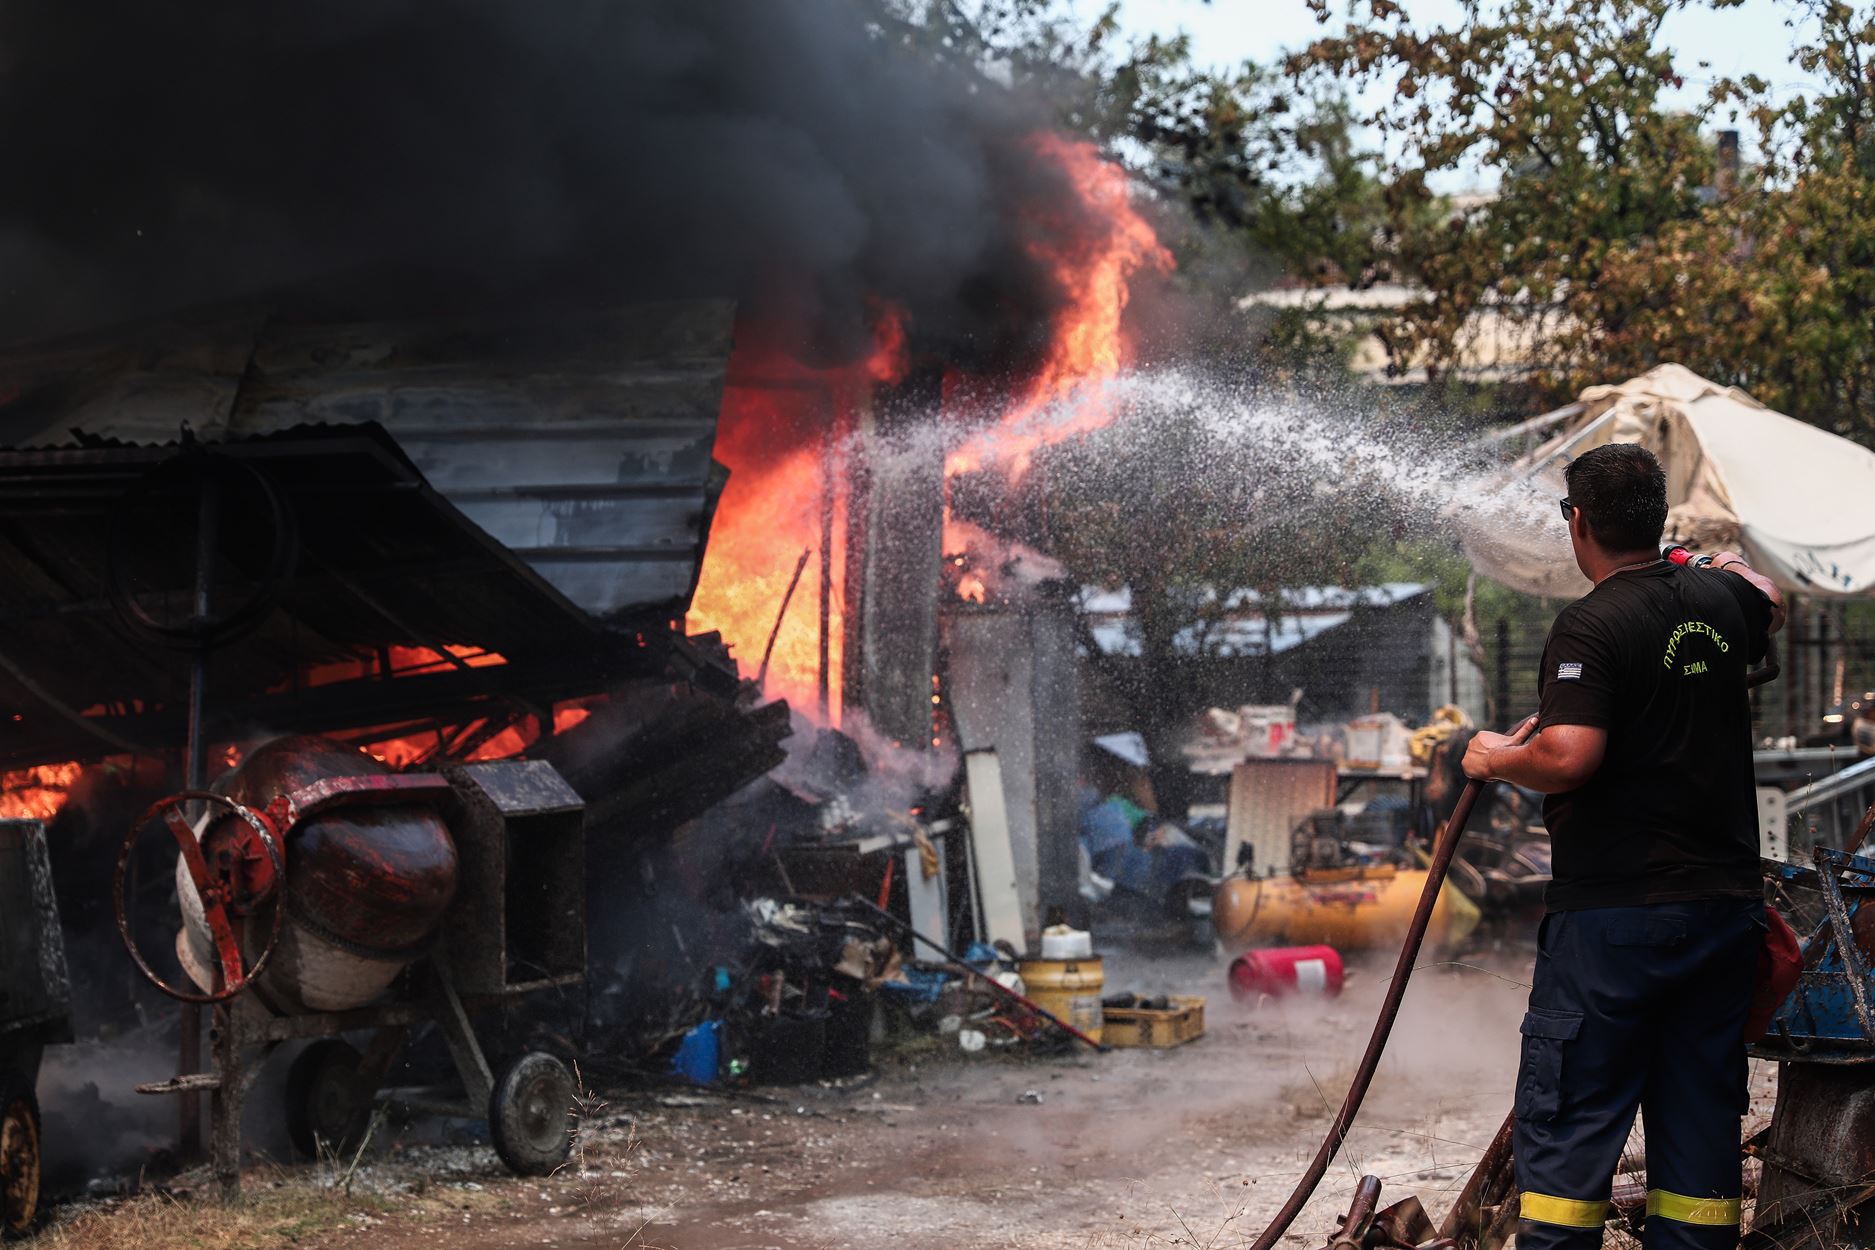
{"left": 1017, "top": 956, "right": 1105, "bottom": 1042}
{"left": 1213, "top": 866, "right": 1480, "bottom": 954}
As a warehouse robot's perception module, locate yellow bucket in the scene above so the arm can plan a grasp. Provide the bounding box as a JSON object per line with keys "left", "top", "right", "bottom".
{"left": 1017, "top": 956, "right": 1104, "bottom": 1042}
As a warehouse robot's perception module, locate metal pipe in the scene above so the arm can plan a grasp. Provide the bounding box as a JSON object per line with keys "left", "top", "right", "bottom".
{"left": 756, "top": 549, "right": 811, "bottom": 690}
{"left": 179, "top": 461, "right": 220, "bottom": 1161}
{"left": 1471, "top": 402, "right": 1587, "bottom": 449}
{"left": 1325, "top": 1175, "right": 1383, "bottom": 1250}
{"left": 1437, "top": 1110, "right": 1514, "bottom": 1244}
{"left": 818, "top": 422, "right": 835, "bottom": 722}
{"left": 847, "top": 894, "right": 1110, "bottom": 1053}
{"left": 1786, "top": 752, "right": 1875, "bottom": 816}
{"left": 1845, "top": 796, "right": 1875, "bottom": 858}
{"left": 1494, "top": 406, "right": 1614, "bottom": 492}
{"left": 1247, "top": 775, "right": 1494, "bottom": 1250}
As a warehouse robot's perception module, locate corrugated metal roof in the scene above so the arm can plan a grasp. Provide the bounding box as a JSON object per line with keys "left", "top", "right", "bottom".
{"left": 0, "top": 424, "right": 625, "bottom": 768}
{"left": 0, "top": 300, "right": 735, "bottom": 622}
{"left": 1081, "top": 583, "right": 1430, "bottom": 657}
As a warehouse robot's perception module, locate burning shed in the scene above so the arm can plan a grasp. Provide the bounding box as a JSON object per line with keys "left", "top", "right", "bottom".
{"left": 0, "top": 297, "right": 802, "bottom": 1191}
{"left": 0, "top": 422, "right": 617, "bottom": 770}
{"left": 0, "top": 299, "right": 783, "bottom": 782}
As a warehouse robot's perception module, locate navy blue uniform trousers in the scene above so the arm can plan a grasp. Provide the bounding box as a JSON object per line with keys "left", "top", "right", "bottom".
{"left": 1515, "top": 898, "right": 1764, "bottom": 1250}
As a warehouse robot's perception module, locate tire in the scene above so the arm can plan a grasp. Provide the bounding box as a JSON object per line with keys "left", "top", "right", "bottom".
{"left": 285, "top": 1040, "right": 371, "bottom": 1160}
{"left": 488, "top": 1051, "right": 575, "bottom": 1177}
{"left": 0, "top": 1071, "right": 41, "bottom": 1240}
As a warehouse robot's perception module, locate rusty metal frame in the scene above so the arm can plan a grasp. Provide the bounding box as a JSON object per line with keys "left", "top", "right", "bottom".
{"left": 1812, "top": 845, "right": 1875, "bottom": 1039}
{"left": 140, "top": 954, "right": 533, "bottom": 1197}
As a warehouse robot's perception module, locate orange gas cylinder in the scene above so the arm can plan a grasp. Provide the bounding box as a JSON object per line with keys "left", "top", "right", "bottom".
{"left": 1212, "top": 866, "right": 1480, "bottom": 953}
{"left": 1229, "top": 945, "right": 1345, "bottom": 1001}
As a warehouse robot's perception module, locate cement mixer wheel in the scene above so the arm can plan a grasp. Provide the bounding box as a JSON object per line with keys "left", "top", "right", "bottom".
{"left": 489, "top": 1051, "right": 575, "bottom": 1177}
{"left": 285, "top": 1040, "right": 372, "bottom": 1161}
{"left": 0, "top": 1073, "right": 40, "bottom": 1240}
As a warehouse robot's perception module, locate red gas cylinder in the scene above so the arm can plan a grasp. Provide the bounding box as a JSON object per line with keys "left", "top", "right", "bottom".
{"left": 1228, "top": 945, "right": 1345, "bottom": 1002}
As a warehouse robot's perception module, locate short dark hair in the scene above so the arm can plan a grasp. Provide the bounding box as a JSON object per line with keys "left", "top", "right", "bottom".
{"left": 1563, "top": 443, "right": 1667, "bottom": 552}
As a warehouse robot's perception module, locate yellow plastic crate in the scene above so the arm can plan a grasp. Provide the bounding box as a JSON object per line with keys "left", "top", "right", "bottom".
{"left": 1100, "top": 995, "right": 1205, "bottom": 1048}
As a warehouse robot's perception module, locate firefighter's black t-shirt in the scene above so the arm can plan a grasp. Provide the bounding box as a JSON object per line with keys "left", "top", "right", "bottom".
{"left": 1537, "top": 562, "right": 1772, "bottom": 910}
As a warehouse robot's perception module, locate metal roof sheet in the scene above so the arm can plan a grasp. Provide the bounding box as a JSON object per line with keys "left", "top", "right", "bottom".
{"left": 0, "top": 424, "right": 628, "bottom": 768}
{"left": 0, "top": 300, "right": 735, "bottom": 622}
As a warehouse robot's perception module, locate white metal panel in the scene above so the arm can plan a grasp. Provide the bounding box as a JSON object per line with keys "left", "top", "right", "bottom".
{"left": 1757, "top": 785, "right": 1789, "bottom": 862}
{"left": 904, "top": 839, "right": 948, "bottom": 962}
{"left": 1224, "top": 758, "right": 1338, "bottom": 877}
{"left": 964, "top": 748, "right": 1027, "bottom": 955}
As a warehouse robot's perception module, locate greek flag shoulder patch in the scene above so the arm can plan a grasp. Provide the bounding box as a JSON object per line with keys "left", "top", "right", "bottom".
{"left": 1556, "top": 661, "right": 1584, "bottom": 681}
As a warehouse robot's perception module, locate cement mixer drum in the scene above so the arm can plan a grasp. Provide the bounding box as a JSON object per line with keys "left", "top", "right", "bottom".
{"left": 179, "top": 735, "right": 459, "bottom": 1012}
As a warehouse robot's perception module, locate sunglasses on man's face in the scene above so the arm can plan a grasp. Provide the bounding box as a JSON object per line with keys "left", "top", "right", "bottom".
{"left": 1559, "top": 497, "right": 1575, "bottom": 522}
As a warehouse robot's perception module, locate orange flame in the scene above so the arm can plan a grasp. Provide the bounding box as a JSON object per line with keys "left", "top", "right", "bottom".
{"left": 297, "top": 644, "right": 507, "bottom": 691}
{"left": 0, "top": 761, "right": 83, "bottom": 821}
{"left": 553, "top": 703, "right": 595, "bottom": 735}
{"left": 867, "top": 299, "right": 909, "bottom": 385}
{"left": 688, "top": 135, "right": 1171, "bottom": 716}
{"left": 947, "top": 134, "right": 1172, "bottom": 479}
{"left": 687, "top": 305, "right": 908, "bottom": 721}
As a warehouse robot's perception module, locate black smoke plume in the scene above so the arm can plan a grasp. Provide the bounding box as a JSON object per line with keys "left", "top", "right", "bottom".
{"left": 0, "top": 1, "right": 1082, "bottom": 366}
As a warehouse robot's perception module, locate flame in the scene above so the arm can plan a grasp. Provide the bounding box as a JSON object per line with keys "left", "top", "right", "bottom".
{"left": 948, "top": 134, "right": 1172, "bottom": 479}
{"left": 689, "top": 135, "right": 1171, "bottom": 712}
{"left": 687, "top": 306, "right": 908, "bottom": 721}
{"left": 866, "top": 299, "right": 909, "bottom": 385}
{"left": 0, "top": 761, "right": 83, "bottom": 821}
{"left": 362, "top": 731, "right": 438, "bottom": 768}
{"left": 465, "top": 722, "right": 534, "bottom": 761}
{"left": 553, "top": 704, "right": 594, "bottom": 734}
{"left": 388, "top": 645, "right": 506, "bottom": 672}
{"left": 298, "top": 644, "right": 507, "bottom": 690}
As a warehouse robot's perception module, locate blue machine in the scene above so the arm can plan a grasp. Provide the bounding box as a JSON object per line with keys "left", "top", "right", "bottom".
{"left": 1747, "top": 846, "right": 1875, "bottom": 1249}
{"left": 1755, "top": 846, "right": 1875, "bottom": 1062}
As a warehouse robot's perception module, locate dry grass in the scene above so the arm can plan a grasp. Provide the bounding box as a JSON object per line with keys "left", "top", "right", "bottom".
{"left": 37, "top": 1162, "right": 509, "bottom": 1250}
{"left": 1277, "top": 1065, "right": 1356, "bottom": 1121}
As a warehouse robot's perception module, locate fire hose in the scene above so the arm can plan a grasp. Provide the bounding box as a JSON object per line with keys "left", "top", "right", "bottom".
{"left": 1247, "top": 639, "right": 1783, "bottom": 1250}
{"left": 1245, "top": 772, "right": 1495, "bottom": 1250}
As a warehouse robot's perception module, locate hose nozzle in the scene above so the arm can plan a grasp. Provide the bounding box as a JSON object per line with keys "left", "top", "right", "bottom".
{"left": 1663, "top": 544, "right": 1714, "bottom": 568}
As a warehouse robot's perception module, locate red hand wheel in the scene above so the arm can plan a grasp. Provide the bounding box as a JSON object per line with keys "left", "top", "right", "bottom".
{"left": 114, "top": 790, "right": 286, "bottom": 1004}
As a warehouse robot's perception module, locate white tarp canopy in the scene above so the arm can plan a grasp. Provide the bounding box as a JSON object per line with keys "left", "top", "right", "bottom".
{"left": 1456, "top": 364, "right": 1875, "bottom": 600}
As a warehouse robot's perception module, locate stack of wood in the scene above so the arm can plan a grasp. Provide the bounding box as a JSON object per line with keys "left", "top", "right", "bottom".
{"left": 542, "top": 634, "right": 792, "bottom": 844}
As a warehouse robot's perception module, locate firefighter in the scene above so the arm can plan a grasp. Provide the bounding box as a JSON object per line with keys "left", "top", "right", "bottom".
{"left": 1462, "top": 443, "right": 1785, "bottom": 1250}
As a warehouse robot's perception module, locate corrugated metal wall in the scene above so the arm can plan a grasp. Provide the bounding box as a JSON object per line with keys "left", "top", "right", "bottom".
{"left": 0, "top": 300, "right": 736, "bottom": 623}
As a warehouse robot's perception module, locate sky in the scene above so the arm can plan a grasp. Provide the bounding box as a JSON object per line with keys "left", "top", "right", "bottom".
{"left": 1096, "top": 0, "right": 1820, "bottom": 186}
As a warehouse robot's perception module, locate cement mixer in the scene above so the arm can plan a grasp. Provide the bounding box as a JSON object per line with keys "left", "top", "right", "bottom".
{"left": 172, "top": 735, "right": 458, "bottom": 1012}
{"left": 115, "top": 735, "right": 589, "bottom": 1194}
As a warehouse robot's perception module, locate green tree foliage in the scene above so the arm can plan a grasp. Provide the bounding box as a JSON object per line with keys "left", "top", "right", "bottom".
{"left": 1291, "top": 0, "right": 1875, "bottom": 441}
{"left": 1291, "top": 0, "right": 1736, "bottom": 405}
{"left": 1696, "top": 0, "right": 1875, "bottom": 437}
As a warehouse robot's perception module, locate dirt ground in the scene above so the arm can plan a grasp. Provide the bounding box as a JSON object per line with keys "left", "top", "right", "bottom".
{"left": 43, "top": 946, "right": 1780, "bottom": 1250}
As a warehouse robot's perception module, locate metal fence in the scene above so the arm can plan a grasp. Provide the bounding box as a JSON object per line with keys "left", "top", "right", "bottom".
{"left": 1483, "top": 600, "right": 1875, "bottom": 746}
